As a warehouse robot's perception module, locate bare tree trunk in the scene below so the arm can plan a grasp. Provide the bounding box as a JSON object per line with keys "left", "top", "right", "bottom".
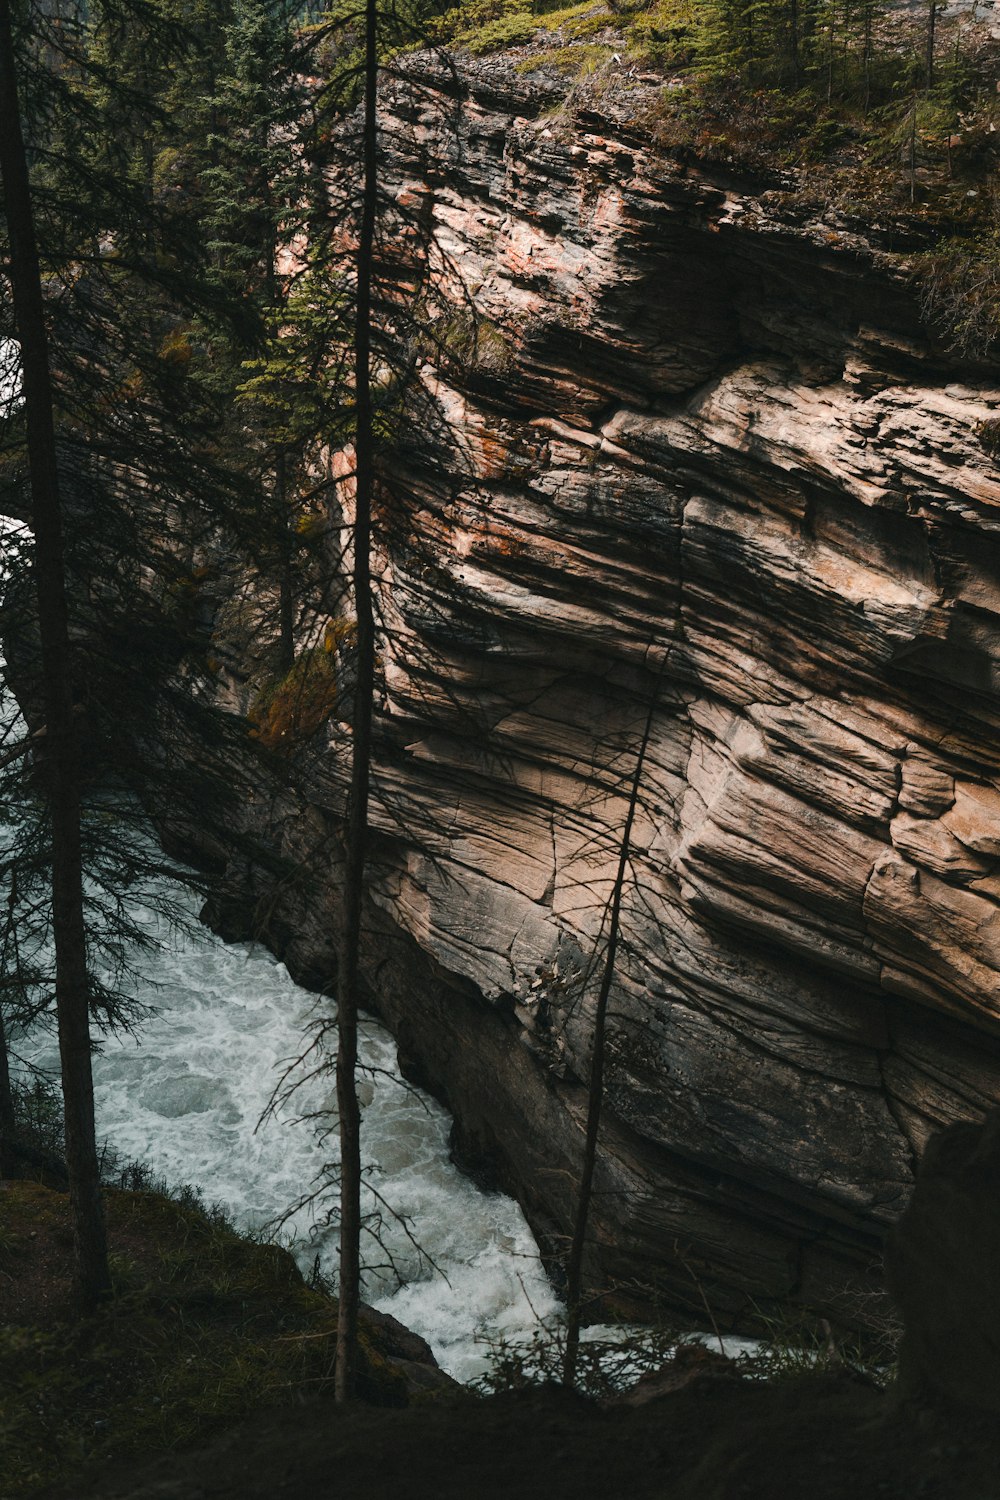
{"left": 0, "top": 1005, "right": 16, "bottom": 1181}
{"left": 263, "top": 230, "right": 295, "bottom": 678}
{"left": 276, "top": 447, "right": 294, "bottom": 673}
{"left": 788, "top": 0, "right": 801, "bottom": 84}
{"left": 744, "top": 0, "right": 755, "bottom": 86}
{"left": 862, "top": 0, "right": 873, "bottom": 115}
{"left": 562, "top": 686, "right": 658, "bottom": 1388}
{"left": 0, "top": 0, "right": 110, "bottom": 1307}
{"left": 333, "top": 0, "right": 378, "bottom": 1405}
{"left": 926, "top": 0, "right": 937, "bottom": 89}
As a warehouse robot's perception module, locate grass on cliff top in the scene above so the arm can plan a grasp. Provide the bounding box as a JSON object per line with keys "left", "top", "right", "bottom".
{"left": 309, "top": 0, "right": 1000, "bottom": 360}
{"left": 0, "top": 1179, "right": 421, "bottom": 1499}
{"left": 438, "top": 0, "right": 617, "bottom": 54}
{"left": 440, "top": 0, "right": 1000, "bottom": 185}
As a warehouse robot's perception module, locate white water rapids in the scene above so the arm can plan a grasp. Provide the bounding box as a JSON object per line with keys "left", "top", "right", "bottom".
{"left": 18, "top": 875, "right": 561, "bottom": 1382}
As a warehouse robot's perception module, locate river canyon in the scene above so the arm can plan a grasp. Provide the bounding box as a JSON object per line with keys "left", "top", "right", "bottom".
{"left": 124, "top": 49, "right": 1000, "bottom": 1340}
{"left": 7, "top": 44, "right": 1000, "bottom": 1350}
{"left": 13, "top": 5, "right": 1000, "bottom": 1493}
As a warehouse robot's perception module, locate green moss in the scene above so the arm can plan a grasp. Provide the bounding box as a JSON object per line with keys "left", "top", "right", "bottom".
{"left": 461, "top": 9, "right": 537, "bottom": 53}
{"left": 517, "top": 40, "right": 613, "bottom": 74}
{"left": 441, "top": 312, "right": 515, "bottom": 375}
{"left": 294, "top": 508, "right": 328, "bottom": 541}
{"left": 536, "top": 1, "right": 611, "bottom": 37}
{"left": 249, "top": 642, "right": 342, "bottom": 753}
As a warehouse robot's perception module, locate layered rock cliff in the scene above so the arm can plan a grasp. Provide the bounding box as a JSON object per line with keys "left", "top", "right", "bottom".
{"left": 204, "top": 56, "right": 1000, "bottom": 1329}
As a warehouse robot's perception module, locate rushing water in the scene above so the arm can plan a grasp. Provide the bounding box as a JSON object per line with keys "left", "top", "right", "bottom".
{"left": 15, "top": 872, "right": 560, "bottom": 1383}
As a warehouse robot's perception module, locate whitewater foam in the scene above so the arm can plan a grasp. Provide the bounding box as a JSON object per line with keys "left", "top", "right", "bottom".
{"left": 18, "top": 878, "right": 559, "bottom": 1382}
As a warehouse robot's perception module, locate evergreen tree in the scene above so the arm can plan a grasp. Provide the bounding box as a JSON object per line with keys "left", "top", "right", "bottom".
{"left": 0, "top": 0, "right": 295, "bottom": 1274}
{"left": 0, "top": 0, "right": 111, "bottom": 1305}
{"left": 190, "top": 0, "right": 334, "bottom": 676}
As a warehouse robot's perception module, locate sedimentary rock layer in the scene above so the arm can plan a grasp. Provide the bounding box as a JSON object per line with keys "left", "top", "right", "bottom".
{"left": 208, "top": 58, "right": 1000, "bottom": 1328}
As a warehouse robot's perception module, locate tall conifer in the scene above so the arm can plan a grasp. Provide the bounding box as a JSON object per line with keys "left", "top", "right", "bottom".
{"left": 0, "top": 0, "right": 111, "bottom": 1306}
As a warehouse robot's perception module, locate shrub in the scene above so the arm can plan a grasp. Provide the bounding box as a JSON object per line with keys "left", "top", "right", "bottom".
{"left": 249, "top": 644, "right": 341, "bottom": 753}
{"left": 9, "top": 1073, "right": 65, "bottom": 1163}
{"left": 475, "top": 1316, "right": 687, "bottom": 1397}
{"left": 978, "top": 415, "right": 1000, "bottom": 457}
{"left": 914, "top": 228, "right": 1000, "bottom": 359}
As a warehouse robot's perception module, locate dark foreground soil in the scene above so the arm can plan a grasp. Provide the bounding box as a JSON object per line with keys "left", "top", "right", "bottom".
{"left": 7, "top": 1180, "right": 999, "bottom": 1500}
{"left": 39, "top": 1372, "right": 1000, "bottom": 1500}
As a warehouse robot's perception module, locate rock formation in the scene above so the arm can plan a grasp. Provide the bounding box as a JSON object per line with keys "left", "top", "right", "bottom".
{"left": 202, "top": 55, "right": 1000, "bottom": 1330}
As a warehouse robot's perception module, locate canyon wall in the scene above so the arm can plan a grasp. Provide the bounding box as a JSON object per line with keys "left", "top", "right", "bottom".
{"left": 209, "top": 57, "right": 1000, "bottom": 1329}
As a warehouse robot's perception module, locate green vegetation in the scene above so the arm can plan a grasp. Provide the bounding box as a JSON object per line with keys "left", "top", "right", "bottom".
{"left": 249, "top": 641, "right": 344, "bottom": 752}
{"left": 478, "top": 1318, "right": 689, "bottom": 1398}
{"left": 8, "top": 1074, "right": 65, "bottom": 1163}
{"left": 916, "top": 226, "right": 1000, "bottom": 360}
{"left": 440, "top": 312, "right": 515, "bottom": 377}
{"left": 476, "top": 1303, "right": 898, "bottom": 1399}
{"left": 742, "top": 1298, "right": 900, "bottom": 1385}
{"left": 437, "top": 0, "right": 1000, "bottom": 355}
{"left": 439, "top": 0, "right": 616, "bottom": 56}
{"left": 517, "top": 40, "right": 613, "bottom": 73}
{"left": 0, "top": 1178, "right": 417, "bottom": 1499}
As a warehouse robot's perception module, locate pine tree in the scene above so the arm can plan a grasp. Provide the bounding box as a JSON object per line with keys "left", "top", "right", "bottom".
{"left": 0, "top": 0, "right": 293, "bottom": 1276}
{"left": 198, "top": 0, "right": 325, "bottom": 673}
{"left": 0, "top": 0, "right": 111, "bottom": 1306}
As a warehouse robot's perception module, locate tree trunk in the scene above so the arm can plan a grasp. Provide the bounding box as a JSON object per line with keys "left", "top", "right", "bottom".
{"left": 562, "top": 686, "right": 658, "bottom": 1387}
{"left": 788, "top": 0, "right": 800, "bottom": 85}
{"left": 333, "top": 0, "right": 378, "bottom": 1405}
{"left": 0, "top": 0, "right": 111, "bottom": 1307}
{"left": 276, "top": 448, "right": 294, "bottom": 673}
{"left": 743, "top": 0, "right": 755, "bottom": 85}
{"left": 262, "top": 230, "right": 295, "bottom": 677}
{"left": 0, "top": 1004, "right": 16, "bottom": 1181}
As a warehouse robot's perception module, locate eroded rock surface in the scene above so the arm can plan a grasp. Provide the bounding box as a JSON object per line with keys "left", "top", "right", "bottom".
{"left": 203, "top": 58, "right": 1000, "bottom": 1329}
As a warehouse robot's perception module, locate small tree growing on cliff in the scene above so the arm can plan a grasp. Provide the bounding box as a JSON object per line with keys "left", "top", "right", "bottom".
{"left": 241, "top": 3, "right": 484, "bottom": 1397}
{"left": 561, "top": 670, "right": 661, "bottom": 1387}
{"left": 302, "top": 0, "right": 428, "bottom": 1402}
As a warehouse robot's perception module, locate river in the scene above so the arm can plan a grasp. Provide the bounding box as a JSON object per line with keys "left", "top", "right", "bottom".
{"left": 16, "top": 869, "right": 561, "bottom": 1383}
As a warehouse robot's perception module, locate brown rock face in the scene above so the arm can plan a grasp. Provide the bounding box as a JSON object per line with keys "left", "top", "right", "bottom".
{"left": 204, "top": 58, "right": 1000, "bottom": 1330}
